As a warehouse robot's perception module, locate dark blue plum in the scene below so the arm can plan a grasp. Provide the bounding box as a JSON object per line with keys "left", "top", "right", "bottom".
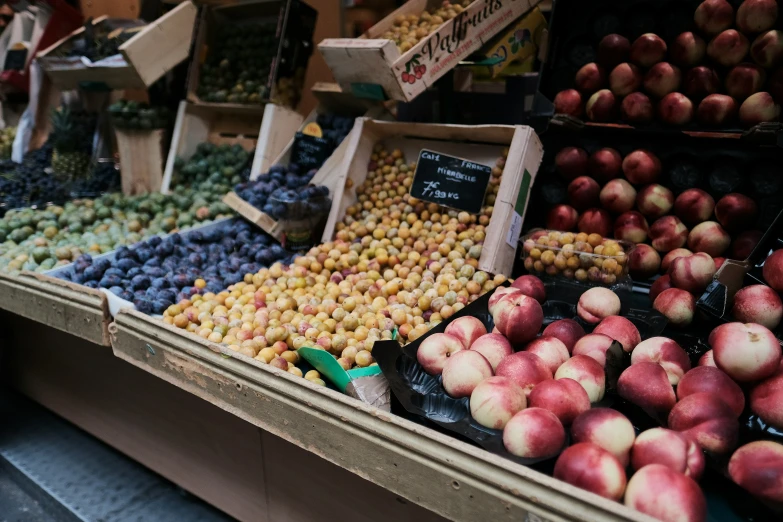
{"left": 83, "top": 280, "right": 99, "bottom": 288}
{"left": 126, "top": 267, "right": 144, "bottom": 279}
{"left": 116, "top": 258, "right": 139, "bottom": 271}
{"left": 133, "top": 299, "right": 154, "bottom": 314}
{"left": 152, "top": 299, "right": 171, "bottom": 314}
{"left": 109, "top": 286, "right": 124, "bottom": 296}
{"left": 83, "top": 266, "right": 101, "bottom": 281}
{"left": 119, "top": 290, "right": 134, "bottom": 301}
{"left": 131, "top": 275, "right": 151, "bottom": 290}
{"left": 147, "top": 236, "right": 162, "bottom": 247}
{"left": 104, "top": 267, "right": 124, "bottom": 278}
{"left": 152, "top": 277, "right": 169, "bottom": 289}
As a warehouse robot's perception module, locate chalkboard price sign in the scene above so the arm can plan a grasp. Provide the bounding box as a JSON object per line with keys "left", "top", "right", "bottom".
{"left": 410, "top": 149, "right": 492, "bottom": 214}
{"left": 291, "top": 132, "right": 331, "bottom": 171}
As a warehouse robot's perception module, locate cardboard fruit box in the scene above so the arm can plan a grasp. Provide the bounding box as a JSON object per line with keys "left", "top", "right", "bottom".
{"left": 313, "top": 118, "right": 544, "bottom": 277}
{"left": 36, "top": 2, "right": 197, "bottom": 90}
{"left": 319, "top": 0, "right": 541, "bottom": 102}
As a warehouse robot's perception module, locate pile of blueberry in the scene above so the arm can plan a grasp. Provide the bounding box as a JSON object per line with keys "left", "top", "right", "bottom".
{"left": 268, "top": 184, "right": 331, "bottom": 220}
{"left": 234, "top": 162, "right": 315, "bottom": 215}
{"left": 0, "top": 145, "right": 70, "bottom": 214}
{"left": 315, "top": 113, "right": 353, "bottom": 150}
{"left": 70, "top": 161, "right": 122, "bottom": 197}
{"left": 58, "top": 219, "right": 292, "bottom": 314}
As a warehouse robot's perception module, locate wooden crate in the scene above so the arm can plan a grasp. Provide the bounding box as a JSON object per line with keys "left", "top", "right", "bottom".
{"left": 36, "top": 1, "right": 197, "bottom": 90}
{"left": 0, "top": 271, "right": 111, "bottom": 346}
{"left": 116, "top": 128, "right": 167, "bottom": 195}
{"left": 222, "top": 83, "right": 382, "bottom": 241}
{"left": 314, "top": 119, "right": 544, "bottom": 277}
{"left": 319, "top": 0, "right": 540, "bottom": 102}
{"left": 161, "top": 101, "right": 264, "bottom": 194}
{"left": 111, "top": 308, "right": 646, "bottom": 522}
{"left": 185, "top": 0, "right": 317, "bottom": 112}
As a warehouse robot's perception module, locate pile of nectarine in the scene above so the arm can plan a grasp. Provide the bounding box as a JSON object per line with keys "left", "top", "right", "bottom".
{"left": 553, "top": 0, "right": 783, "bottom": 127}
{"left": 414, "top": 274, "right": 783, "bottom": 520}
{"left": 548, "top": 145, "right": 762, "bottom": 280}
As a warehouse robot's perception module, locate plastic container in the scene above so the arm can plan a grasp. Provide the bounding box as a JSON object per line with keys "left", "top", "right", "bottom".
{"left": 521, "top": 229, "right": 634, "bottom": 290}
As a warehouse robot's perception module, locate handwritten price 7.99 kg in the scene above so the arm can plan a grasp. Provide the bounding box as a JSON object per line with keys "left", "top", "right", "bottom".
{"left": 422, "top": 181, "right": 459, "bottom": 200}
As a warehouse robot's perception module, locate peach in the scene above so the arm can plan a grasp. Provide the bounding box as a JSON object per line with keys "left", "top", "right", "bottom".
{"left": 739, "top": 92, "right": 782, "bottom": 126}
{"left": 726, "top": 63, "right": 766, "bottom": 100}
{"left": 496, "top": 352, "right": 553, "bottom": 396}
{"left": 609, "top": 63, "right": 642, "bottom": 97}
{"left": 644, "top": 62, "right": 681, "bottom": 98}
{"left": 624, "top": 464, "right": 707, "bottom": 522}
{"left": 599, "top": 178, "right": 637, "bottom": 214}
{"left": 653, "top": 288, "right": 696, "bottom": 326}
{"left": 597, "top": 34, "right": 630, "bottom": 68}
{"left": 417, "top": 333, "right": 464, "bottom": 375}
{"left": 714, "top": 257, "right": 726, "bottom": 270}
{"left": 567, "top": 175, "right": 601, "bottom": 211}
{"left": 542, "top": 319, "right": 585, "bottom": 354}
{"left": 588, "top": 148, "right": 622, "bottom": 181}
{"left": 678, "top": 366, "right": 746, "bottom": 417}
{"left": 441, "top": 350, "right": 493, "bottom": 398}
{"left": 503, "top": 407, "right": 565, "bottom": 459}
{"left": 575, "top": 62, "right": 605, "bottom": 92}
{"left": 636, "top": 184, "right": 674, "bottom": 219}
{"left": 673, "top": 189, "right": 715, "bottom": 225}
{"left": 593, "top": 315, "right": 641, "bottom": 353}
{"left": 733, "top": 284, "right": 783, "bottom": 330}
{"left": 650, "top": 274, "right": 673, "bottom": 303}
{"left": 730, "top": 230, "right": 762, "bottom": 260}
{"left": 493, "top": 293, "right": 543, "bottom": 345}
{"left": 687, "top": 221, "right": 730, "bottom": 257}
{"left": 577, "top": 208, "right": 612, "bottom": 237}
{"left": 668, "top": 392, "right": 739, "bottom": 454}
{"left": 577, "top": 287, "right": 621, "bottom": 325}
{"left": 614, "top": 211, "right": 649, "bottom": 243}
{"left": 631, "top": 428, "right": 705, "bottom": 479}
{"left": 737, "top": 0, "right": 779, "bottom": 33}
{"left": 750, "top": 30, "right": 783, "bottom": 68}
{"left": 488, "top": 287, "right": 522, "bottom": 316}
{"left": 526, "top": 337, "right": 569, "bottom": 374}
{"left": 669, "top": 252, "right": 717, "bottom": 293}
{"left": 528, "top": 378, "right": 590, "bottom": 425}
{"left": 658, "top": 92, "right": 695, "bottom": 125}
{"left": 553, "top": 89, "right": 584, "bottom": 118}
{"left": 729, "top": 440, "right": 783, "bottom": 503}
{"left": 715, "top": 193, "right": 758, "bottom": 231}
{"left": 572, "top": 333, "right": 616, "bottom": 368}
{"left": 444, "top": 316, "right": 487, "bottom": 349}
{"left": 618, "top": 362, "right": 677, "bottom": 416}
{"left": 632, "top": 337, "right": 691, "bottom": 385}
{"left": 622, "top": 149, "right": 661, "bottom": 184}
{"left": 683, "top": 66, "right": 719, "bottom": 100}
{"left": 510, "top": 275, "right": 546, "bottom": 304}
{"left": 712, "top": 322, "right": 781, "bottom": 382}
{"left": 555, "top": 146, "right": 588, "bottom": 179}
{"left": 670, "top": 32, "right": 706, "bottom": 67}
{"left": 630, "top": 34, "right": 667, "bottom": 68}
{"left": 469, "top": 376, "right": 527, "bottom": 429}
{"left": 708, "top": 30, "right": 750, "bottom": 67}
{"left": 650, "top": 216, "right": 689, "bottom": 252}
{"left": 661, "top": 248, "right": 694, "bottom": 272}
{"left": 571, "top": 408, "right": 635, "bottom": 466}
{"left": 470, "top": 333, "right": 513, "bottom": 371}
{"left": 585, "top": 89, "right": 617, "bottom": 122}
{"left": 555, "top": 355, "right": 606, "bottom": 402}
{"left": 546, "top": 204, "right": 579, "bottom": 231}
{"left": 699, "top": 349, "right": 716, "bottom": 367}
{"left": 769, "top": 67, "right": 783, "bottom": 103}
{"left": 573, "top": 333, "right": 615, "bottom": 367}
{"left": 695, "top": 0, "right": 735, "bottom": 35}
{"left": 697, "top": 94, "right": 738, "bottom": 125}
{"left": 629, "top": 243, "right": 661, "bottom": 279}
{"left": 750, "top": 363, "right": 783, "bottom": 429}
{"left": 553, "top": 443, "right": 627, "bottom": 501}
{"left": 620, "top": 92, "right": 655, "bottom": 123}
{"left": 763, "top": 249, "right": 783, "bottom": 291}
